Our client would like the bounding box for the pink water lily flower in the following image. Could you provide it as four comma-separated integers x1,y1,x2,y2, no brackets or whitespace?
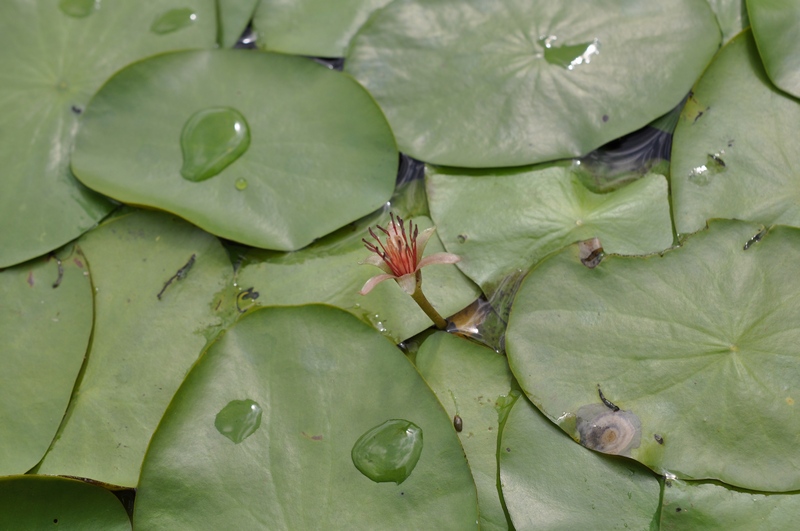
359,213,460,296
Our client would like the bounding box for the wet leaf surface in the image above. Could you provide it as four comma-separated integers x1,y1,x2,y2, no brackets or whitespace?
500,398,660,530
506,220,800,491
427,164,674,292
134,305,478,529
71,49,397,251
0,250,92,474
35,209,234,487
671,30,800,235
0,0,217,268
345,0,720,167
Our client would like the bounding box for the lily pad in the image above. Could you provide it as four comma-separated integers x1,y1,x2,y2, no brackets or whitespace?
415,331,516,530
0,250,92,475
500,398,660,529
253,0,392,57
661,479,800,529
345,0,720,167
71,49,398,251
235,211,481,343
35,209,234,487
671,30,800,236
0,0,217,268
134,305,479,529
506,220,800,491
708,0,750,43
0,475,130,530
426,164,674,292
748,0,800,97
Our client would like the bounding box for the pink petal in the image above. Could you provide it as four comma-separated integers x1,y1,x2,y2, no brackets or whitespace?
417,252,461,269
359,273,396,295
359,254,392,274
415,227,437,258
396,273,417,294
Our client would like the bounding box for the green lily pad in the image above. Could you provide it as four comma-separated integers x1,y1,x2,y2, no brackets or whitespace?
218,0,259,47
134,305,479,529
35,209,234,487
71,49,398,251
416,332,516,530
500,398,660,529
0,0,217,268
0,250,92,475
235,211,481,343
0,475,130,530
426,164,674,292
748,0,800,97
345,0,720,167
708,0,750,43
661,479,800,529
253,0,392,57
671,30,800,236
506,220,800,491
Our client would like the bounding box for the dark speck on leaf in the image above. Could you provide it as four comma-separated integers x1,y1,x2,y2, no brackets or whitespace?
71,105,82,114
602,114,609,122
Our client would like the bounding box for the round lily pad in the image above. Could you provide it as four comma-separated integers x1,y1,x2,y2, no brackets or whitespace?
134,305,478,529
345,0,720,167
748,0,800,97
36,208,234,487
671,30,800,236
500,398,660,529
71,49,398,251
0,250,92,475
0,0,217,268
426,164,674,292
506,220,800,491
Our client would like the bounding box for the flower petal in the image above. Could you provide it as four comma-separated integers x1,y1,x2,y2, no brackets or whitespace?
415,227,437,258
359,254,393,274
417,252,461,269
395,273,417,294
359,273,396,295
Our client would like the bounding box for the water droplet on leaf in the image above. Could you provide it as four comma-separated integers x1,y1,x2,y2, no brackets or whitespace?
151,8,197,35
180,107,250,182
351,419,423,484
235,178,248,191
214,399,262,443
59,0,97,18
540,35,600,70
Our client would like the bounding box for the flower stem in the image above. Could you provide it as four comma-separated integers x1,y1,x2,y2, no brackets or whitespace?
410,272,448,329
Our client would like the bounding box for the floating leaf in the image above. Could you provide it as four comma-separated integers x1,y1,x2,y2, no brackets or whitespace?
0,476,130,530
35,209,233,487
218,0,260,47
345,0,720,167
0,250,92,474
506,220,800,491
427,164,673,291
71,49,397,251
748,0,800,97
253,0,392,57
0,0,217,267
671,30,800,235
134,306,478,529
416,332,517,530
500,398,660,529
708,0,750,43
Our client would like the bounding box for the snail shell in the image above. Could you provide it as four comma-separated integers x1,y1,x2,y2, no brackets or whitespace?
578,237,604,269
576,403,641,456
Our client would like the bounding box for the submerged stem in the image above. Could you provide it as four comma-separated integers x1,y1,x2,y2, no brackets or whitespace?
409,271,448,329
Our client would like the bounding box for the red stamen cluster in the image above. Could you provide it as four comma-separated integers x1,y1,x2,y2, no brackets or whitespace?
362,213,420,277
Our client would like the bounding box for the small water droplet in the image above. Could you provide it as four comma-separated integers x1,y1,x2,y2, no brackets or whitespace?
151,8,197,35
235,178,248,191
539,35,600,70
180,107,250,182
59,0,97,18
456,234,468,244
688,152,726,186
351,419,423,484
214,399,262,444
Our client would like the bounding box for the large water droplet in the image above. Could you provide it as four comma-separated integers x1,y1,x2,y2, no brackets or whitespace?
214,399,262,444
540,35,600,70
351,419,423,484
59,0,97,18
688,152,726,186
151,8,197,35
180,107,250,182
